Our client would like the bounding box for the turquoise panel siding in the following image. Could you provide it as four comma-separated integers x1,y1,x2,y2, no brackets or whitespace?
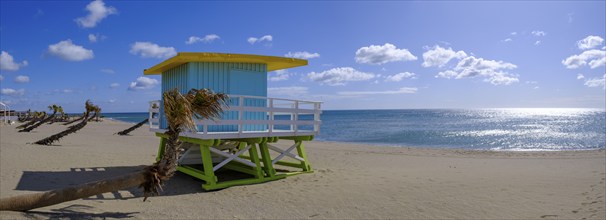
160,64,189,129
159,62,267,132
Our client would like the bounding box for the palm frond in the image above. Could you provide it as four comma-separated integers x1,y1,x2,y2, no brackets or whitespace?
163,89,196,131
186,88,228,121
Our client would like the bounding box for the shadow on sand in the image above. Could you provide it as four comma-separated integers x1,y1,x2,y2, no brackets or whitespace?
15,165,209,200
24,204,139,219
12,164,265,218
13,165,215,218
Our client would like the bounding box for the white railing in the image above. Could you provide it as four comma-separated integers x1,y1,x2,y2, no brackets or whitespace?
148,95,322,139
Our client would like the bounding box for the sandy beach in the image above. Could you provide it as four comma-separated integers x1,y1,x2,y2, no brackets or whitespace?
0,120,604,219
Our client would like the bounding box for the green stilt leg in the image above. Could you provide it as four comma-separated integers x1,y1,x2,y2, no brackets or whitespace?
238,142,246,151
248,142,264,178
154,133,312,190
200,143,217,189
258,141,276,177
295,140,312,171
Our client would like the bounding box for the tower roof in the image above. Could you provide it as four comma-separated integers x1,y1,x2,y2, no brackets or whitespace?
144,52,308,75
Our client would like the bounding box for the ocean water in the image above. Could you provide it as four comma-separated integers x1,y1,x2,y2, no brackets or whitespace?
102,112,150,124
103,108,606,151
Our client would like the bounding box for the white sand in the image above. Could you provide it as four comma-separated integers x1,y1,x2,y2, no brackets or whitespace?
1,120,604,219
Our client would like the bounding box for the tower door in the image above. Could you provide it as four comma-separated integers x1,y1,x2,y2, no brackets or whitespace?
226,69,267,131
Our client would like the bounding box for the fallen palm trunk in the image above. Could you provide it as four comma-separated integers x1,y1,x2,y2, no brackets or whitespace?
18,116,32,122
34,120,88,145
19,115,55,132
47,117,65,124
0,89,225,211
1,132,180,211
116,119,149,136
16,116,42,129
63,114,84,125
0,171,147,211
87,112,98,122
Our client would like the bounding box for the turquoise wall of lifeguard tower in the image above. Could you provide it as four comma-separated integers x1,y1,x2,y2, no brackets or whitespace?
159,62,267,132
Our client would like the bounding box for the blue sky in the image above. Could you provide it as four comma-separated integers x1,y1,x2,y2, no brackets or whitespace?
1,0,605,113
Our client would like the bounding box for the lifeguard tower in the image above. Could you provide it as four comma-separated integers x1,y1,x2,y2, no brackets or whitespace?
145,52,322,190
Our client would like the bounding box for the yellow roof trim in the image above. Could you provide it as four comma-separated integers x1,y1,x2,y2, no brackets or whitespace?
143,52,308,75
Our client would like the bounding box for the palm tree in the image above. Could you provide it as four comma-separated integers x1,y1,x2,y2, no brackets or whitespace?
34,101,94,145
116,119,149,136
95,106,102,121
18,109,32,122
63,112,86,125
46,106,63,124
87,105,101,122
1,89,227,211
49,106,66,124
19,105,60,132
16,111,44,129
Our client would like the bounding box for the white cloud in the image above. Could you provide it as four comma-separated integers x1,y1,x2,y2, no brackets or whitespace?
338,87,418,95
109,83,120,88
503,38,512,42
577,74,585,80
486,73,520,85
75,0,117,28
269,69,290,82
562,49,606,69
100,68,115,74
130,42,176,59
584,74,605,89
0,51,28,71
531,30,546,37
108,99,116,103
594,57,606,69
268,86,309,97
308,67,375,86
14,75,29,83
248,35,273,44
436,70,458,79
185,34,220,44
62,89,73,94
423,45,518,85
422,45,467,67
535,40,541,46
88,33,106,43
435,56,519,85
511,32,517,36
577,35,604,50
1,88,25,96
88,34,97,42
385,72,416,82
128,77,159,90
284,51,320,59
355,43,417,65
48,40,94,61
